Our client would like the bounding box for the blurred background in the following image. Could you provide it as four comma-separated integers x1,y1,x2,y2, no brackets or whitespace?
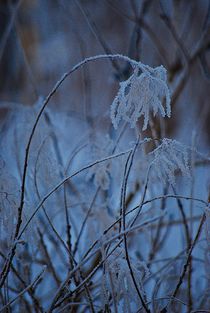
0,0,210,145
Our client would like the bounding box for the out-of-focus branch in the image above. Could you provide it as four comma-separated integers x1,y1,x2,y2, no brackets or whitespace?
104,0,170,68
0,0,22,63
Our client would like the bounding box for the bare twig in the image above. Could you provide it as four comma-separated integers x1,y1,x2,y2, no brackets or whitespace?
0,266,46,312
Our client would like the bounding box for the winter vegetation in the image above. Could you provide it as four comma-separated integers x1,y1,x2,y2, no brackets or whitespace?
0,1,210,312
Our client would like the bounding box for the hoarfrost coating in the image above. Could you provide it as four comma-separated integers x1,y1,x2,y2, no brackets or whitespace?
111,64,171,130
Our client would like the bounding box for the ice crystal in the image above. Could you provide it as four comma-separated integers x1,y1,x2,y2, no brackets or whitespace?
101,244,149,311
111,64,171,130
150,139,191,185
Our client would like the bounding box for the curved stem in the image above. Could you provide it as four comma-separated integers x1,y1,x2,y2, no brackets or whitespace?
0,52,141,288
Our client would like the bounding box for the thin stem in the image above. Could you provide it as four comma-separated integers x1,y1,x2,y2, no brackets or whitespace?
0,267,46,312
162,213,206,312
0,53,139,288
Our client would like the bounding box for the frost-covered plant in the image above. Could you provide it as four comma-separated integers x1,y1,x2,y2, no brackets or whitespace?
101,244,149,312
86,134,114,190
0,156,19,245
149,139,191,185
111,64,171,130
89,164,111,190
0,50,209,313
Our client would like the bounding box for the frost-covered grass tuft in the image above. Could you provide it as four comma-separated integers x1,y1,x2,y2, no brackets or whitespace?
150,139,191,185
111,64,171,130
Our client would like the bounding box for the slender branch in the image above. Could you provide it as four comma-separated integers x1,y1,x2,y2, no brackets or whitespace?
161,213,206,312
0,267,46,312
0,53,141,288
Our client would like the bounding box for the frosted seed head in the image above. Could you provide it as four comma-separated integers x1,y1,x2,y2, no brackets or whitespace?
150,139,191,186
111,62,171,130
